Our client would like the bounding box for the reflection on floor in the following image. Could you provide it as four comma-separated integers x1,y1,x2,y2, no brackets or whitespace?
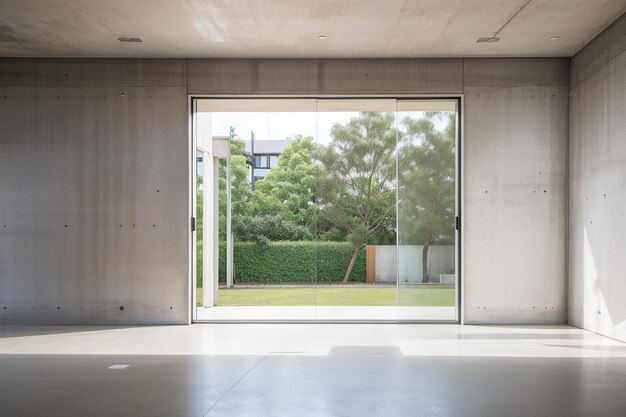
196,305,457,321
1,324,625,417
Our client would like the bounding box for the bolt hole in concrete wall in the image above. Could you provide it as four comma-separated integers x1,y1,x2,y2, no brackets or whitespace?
0,59,189,325
0,58,569,325
463,58,568,325
569,13,626,342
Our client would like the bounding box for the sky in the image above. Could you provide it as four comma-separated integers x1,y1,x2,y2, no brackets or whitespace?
211,110,453,145
212,111,357,145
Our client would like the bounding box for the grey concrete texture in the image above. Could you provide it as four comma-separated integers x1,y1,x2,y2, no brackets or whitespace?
569,13,626,342
1,323,624,416
1,351,626,416
0,0,625,58
0,61,190,324
0,57,570,325
571,12,626,88
463,58,570,87
187,58,464,94
0,59,187,87
463,59,569,324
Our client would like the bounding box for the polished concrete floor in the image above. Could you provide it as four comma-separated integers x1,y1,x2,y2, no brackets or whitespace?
1,324,625,416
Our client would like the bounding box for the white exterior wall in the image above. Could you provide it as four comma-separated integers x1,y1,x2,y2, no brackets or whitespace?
374,245,455,284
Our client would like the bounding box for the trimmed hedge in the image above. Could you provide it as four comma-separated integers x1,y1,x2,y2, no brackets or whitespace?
214,241,365,283
232,214,313,243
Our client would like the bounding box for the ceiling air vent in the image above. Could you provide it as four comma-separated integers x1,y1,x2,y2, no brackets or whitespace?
118,37,142,43
476,37,500,43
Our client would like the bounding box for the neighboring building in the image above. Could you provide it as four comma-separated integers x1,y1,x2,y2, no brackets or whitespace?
196,152,204,177
196,136,291,189
244,138,291,187
196,135,229,181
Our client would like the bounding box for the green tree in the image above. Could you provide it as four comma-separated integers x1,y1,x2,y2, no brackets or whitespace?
219,128,254,239
233,214,313,244
253,135,318,226
196,175,203,286
398,112,456,283
315,112,397,283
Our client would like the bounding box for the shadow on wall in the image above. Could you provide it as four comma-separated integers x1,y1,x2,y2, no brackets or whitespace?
582,225,626,335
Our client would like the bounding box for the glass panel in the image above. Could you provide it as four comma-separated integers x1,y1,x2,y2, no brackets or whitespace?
397,100,457,321
314,99,398,320
195,99,318,320
195,149,204,311
255,155,269,168
194,98,458,322
197,99,317,113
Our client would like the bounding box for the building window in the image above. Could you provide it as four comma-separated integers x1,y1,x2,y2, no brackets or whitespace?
254,154,279,168
255,155,269,168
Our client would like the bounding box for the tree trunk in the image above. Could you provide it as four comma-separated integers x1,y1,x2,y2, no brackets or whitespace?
343,243,362,283
422,242,430,283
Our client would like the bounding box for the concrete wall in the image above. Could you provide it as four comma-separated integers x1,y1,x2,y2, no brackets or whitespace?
463,59,569,324
187,59,463,94
569,14,626,342
0,59,190,324
0,57,569,324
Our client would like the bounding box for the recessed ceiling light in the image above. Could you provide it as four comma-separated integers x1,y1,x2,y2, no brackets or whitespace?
549,36,560,41
118,37,142,43
318,35,328,40
476,37,500,43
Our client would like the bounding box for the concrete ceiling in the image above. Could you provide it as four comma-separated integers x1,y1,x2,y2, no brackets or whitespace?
0,0,625,58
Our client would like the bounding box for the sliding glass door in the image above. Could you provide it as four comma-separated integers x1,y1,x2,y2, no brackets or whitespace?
397,100,458,321
192,97,459,322
314,100,398,320
194,99,318,320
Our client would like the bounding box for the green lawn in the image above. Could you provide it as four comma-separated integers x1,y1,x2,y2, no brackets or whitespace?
196,287,455,307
